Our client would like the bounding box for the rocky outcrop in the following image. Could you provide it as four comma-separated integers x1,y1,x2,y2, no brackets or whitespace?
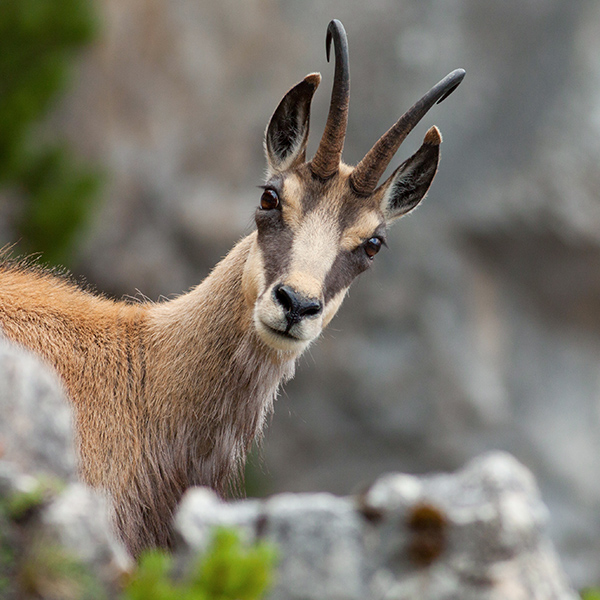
0,338,131,598
175,452,578,600
0,337,581,597
0,338,76,480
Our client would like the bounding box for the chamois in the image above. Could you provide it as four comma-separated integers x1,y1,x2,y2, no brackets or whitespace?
0,20,464,556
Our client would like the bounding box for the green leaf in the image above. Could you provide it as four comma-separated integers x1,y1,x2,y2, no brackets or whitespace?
122,527,277,600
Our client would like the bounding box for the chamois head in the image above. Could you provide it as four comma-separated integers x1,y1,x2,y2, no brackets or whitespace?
243,20,464,353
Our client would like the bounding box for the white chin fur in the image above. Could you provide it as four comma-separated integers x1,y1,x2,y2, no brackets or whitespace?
254,319,313,353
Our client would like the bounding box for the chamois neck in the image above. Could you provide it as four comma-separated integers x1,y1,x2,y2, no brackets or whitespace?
140,233,296,499
148,233,294,358
145,232,296,422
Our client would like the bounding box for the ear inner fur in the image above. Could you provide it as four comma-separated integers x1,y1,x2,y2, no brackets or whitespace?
265,73,321,174
380,126,441,220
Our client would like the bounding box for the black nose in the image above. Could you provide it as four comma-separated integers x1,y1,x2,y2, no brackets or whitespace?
273,284,323,326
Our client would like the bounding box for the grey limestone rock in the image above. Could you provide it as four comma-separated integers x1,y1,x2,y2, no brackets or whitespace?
176,489,367,600
0,337,77,481
0,338,131,592
42,483,133,578
360,452,578,600
175,452,577,600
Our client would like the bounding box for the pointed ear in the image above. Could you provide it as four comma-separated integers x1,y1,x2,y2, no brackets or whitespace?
265,73,321,175
379,126,442,222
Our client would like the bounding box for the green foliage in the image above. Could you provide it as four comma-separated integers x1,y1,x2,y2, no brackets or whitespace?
0,510,18,598
582,589,600,600
1,481,276,600
19,542,107,600
1,478,104,600
18,145,101,264
4,485,47,522
125,528,278,600
2,476,63,523
0,0,101,265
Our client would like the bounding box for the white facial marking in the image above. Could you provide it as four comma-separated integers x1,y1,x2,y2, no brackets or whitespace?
340,211,382,252
288,208,340,295
252,205,343,353
281,175,304,229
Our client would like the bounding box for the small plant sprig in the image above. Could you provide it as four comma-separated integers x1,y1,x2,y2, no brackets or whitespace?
124,527,277,600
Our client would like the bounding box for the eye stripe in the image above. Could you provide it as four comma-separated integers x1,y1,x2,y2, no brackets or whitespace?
255,211,294,288
323,249,368,303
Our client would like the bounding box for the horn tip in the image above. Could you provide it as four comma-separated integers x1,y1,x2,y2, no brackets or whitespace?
326,19,347,62
424,126,442,146
328,19,344,32
436,69,466,104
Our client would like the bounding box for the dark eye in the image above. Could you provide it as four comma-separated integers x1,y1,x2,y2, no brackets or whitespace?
364,237,382,259
260,189,280,210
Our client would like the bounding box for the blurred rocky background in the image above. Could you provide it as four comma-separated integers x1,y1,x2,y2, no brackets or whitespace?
2,0,600,590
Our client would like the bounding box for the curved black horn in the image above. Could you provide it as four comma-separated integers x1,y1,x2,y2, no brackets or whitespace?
310,19,350,180
350,68,465,196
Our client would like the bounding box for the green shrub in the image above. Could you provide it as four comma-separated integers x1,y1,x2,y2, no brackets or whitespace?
19,542,107,600
0,0,101,265
0,476,103,599
4,484,47,523
3,477,63,523
125,528,278,600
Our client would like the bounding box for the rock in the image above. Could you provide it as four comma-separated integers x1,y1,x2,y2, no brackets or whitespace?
175,452,577,600
42,483,133,577
0,337,77,481
176,487,261,552
0,460,131,598
0,338,131,595
176,490,367,600
259,493,366,600
361,452,578,600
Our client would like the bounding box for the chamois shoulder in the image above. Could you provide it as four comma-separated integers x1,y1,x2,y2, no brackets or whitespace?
0,256,147,321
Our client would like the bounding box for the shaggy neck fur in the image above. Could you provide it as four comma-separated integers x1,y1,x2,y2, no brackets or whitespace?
131,234,296,553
